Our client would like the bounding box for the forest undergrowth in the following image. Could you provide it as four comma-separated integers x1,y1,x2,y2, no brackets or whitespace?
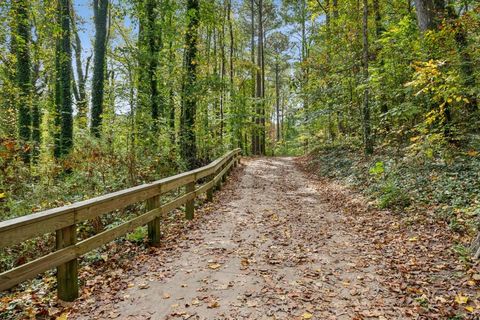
305,142,480,263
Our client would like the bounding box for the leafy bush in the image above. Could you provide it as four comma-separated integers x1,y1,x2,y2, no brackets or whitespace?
378,179,411,209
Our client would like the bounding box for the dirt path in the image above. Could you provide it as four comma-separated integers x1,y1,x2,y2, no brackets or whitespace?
74,157,410,319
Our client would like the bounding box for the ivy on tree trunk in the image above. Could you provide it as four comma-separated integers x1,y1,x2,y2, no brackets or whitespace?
53,0,73,159
90,0,108,137
13,0,32,164
180,0,199,169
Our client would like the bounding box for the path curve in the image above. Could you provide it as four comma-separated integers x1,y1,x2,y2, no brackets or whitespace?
74,158,408,319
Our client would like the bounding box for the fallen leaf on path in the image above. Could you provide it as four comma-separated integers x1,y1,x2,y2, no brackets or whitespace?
56,313,68,320
455,294,468,305
138,283,150,289
207,301,220,308
208,263,221,270
465,306,474,313
302,312,313,319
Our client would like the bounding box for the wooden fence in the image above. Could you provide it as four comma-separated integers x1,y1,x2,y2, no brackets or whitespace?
0,149,241,301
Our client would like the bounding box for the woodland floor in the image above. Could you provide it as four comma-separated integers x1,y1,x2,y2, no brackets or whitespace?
59,157,480,319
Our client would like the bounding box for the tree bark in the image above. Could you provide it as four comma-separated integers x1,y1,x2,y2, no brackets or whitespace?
250,0,257,155
70,4,90,130
180,0,200,169
12,0,32,163
220,2,226,144
145,0,162,132
255,0,265,155
275,60,280,142
54,0,73,159
90,0,108,137
413,0,445,32
362,0,373,155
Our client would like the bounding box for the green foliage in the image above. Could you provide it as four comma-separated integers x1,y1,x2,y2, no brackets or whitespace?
377,179,411,209
308,144,480,230
299,0,480,162
125,226,147,243
369,161,384,178
452,244,471,264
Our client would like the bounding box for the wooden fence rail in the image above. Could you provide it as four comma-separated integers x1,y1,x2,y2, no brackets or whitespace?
0,149,241,301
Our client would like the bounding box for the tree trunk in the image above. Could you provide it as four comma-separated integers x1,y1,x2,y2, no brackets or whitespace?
90,0,108,137
13,0,32,164
275,61,280,142
70,4,90,130
472,232,480,260
362,0,373,155
373,0,389,134
413,0,445,32
220,3,226,144
227,0,239,148
180,0,199,169
250,0,256,155
168,38,176,145
54,0,73,159
255,0,265,155
300,0,309,151
145,0,161,132
260,19,266,155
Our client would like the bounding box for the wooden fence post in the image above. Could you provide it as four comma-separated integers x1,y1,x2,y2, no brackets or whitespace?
222,164,227,182
185,180,195,220
207,174,214,202
56,225,78,301
216,165,223,191
147,195,161,245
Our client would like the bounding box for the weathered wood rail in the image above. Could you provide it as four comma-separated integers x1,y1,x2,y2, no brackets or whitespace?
0,149,241,301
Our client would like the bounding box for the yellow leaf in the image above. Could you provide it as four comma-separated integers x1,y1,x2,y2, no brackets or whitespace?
455,294,468,305
208,263,221,270
56,313,68,320
465,306,474,313
302,312,313,319
0,193,5,199
408,236,418,242
208,301,220,308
